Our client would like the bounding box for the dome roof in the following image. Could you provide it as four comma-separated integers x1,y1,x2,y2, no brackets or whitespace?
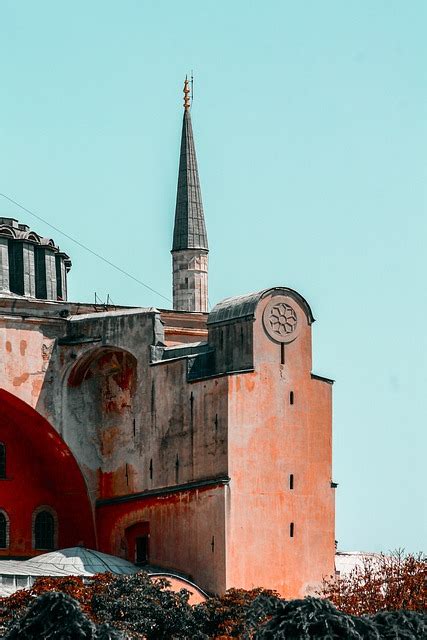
22,547,139,577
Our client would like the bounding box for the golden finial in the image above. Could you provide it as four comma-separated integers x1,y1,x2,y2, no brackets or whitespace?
183,76,191,111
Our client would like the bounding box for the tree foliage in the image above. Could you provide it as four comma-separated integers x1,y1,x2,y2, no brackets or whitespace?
320,550,427,616
193,587,279,638
90,572,205,640
4,592,124,640
0,557,426,639
245,595,426,639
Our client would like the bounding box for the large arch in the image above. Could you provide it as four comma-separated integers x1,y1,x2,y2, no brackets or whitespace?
65,346,138,500
0,389,96,557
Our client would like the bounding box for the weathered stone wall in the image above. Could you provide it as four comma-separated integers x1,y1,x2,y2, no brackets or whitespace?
96,483,227,593
0,286,335,597
208,318,254,374
172,249,208,312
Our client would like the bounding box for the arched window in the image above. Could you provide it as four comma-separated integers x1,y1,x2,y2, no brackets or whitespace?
0,443,5,478
34,510,55,550
0,511,9,549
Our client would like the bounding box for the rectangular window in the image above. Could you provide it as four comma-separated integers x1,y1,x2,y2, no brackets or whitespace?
290,391,294,405
289,474,294,490
135,536,149,564
35,247,47,299
55,255,63,299
290,522,294,537
8,242,24,295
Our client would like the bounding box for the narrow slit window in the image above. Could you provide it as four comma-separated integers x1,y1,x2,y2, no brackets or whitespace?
55,255,63,299
175,454,179,482
280,343,285,365
0,443,6,478
289,474,294,490
34,246,47,299
149,458,153,480
290,391,294,405
0,512,8,548
290,522,294,538
8,241,24,296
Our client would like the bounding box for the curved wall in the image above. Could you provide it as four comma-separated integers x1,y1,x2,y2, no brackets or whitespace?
0,390,95,557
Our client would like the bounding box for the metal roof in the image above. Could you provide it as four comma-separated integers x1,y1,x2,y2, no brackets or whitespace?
207,287,315,325
172,110,208,252
0,547,139,578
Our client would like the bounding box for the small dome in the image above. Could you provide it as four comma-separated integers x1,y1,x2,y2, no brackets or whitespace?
0,217,71,301
23,547,139,576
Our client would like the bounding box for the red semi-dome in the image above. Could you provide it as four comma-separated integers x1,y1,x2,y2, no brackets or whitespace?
0,389,95,557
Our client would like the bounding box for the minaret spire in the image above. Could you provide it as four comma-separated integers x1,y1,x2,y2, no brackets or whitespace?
171,78,209,312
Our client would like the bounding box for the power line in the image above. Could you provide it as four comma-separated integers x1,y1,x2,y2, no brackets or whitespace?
0,192,172,304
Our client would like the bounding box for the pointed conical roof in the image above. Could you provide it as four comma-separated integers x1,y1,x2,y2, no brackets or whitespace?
172,89,208,252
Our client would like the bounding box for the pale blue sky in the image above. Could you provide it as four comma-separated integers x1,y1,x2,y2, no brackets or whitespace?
1,1,426,553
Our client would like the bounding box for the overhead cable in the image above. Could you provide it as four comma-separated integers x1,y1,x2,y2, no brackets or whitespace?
0,192,172,304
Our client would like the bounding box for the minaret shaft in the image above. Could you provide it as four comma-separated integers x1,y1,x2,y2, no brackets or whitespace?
171,79,208,313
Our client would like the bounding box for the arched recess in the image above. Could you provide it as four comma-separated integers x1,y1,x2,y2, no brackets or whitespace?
0,389,96,557
68,346,137,399
65,346,138,500
0,226,16,238
27,232,41,244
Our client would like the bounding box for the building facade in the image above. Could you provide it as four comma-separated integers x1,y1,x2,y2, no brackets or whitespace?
0,81,335,597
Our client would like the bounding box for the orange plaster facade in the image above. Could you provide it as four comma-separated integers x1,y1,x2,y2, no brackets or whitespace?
1,286,335,596
0,87,335,596
225,295,334,597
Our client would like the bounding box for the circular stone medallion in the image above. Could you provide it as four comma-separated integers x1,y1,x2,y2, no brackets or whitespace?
263,299,300,343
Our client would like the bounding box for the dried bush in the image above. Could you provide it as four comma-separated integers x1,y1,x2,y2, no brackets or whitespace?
320,550,427,616
1,566,426,639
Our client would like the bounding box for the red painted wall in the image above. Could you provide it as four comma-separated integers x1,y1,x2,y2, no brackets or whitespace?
0,389,96,557
96,483,227,593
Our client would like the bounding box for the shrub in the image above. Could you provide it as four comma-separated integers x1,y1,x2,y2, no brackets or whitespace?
91,572,205,639
194,587,280,638
370,609,426,639
320,550,427,616
4,592,97,640
247,596,380,639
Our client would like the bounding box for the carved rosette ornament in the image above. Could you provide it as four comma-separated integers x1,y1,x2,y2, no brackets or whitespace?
263,299,300,343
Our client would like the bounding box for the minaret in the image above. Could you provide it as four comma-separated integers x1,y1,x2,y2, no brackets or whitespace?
171,78,208,312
